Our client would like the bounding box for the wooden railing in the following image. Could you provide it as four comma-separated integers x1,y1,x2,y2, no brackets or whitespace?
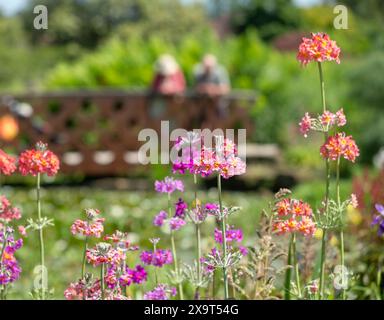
0,90,256,176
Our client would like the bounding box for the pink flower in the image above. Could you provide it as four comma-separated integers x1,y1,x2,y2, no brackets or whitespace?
0,195,21,222
140,249,173,267
297,32,341,66
350,194,358,208
335,108,347,126
18,226,27,237
18,141,60,176
299,112,312,137
154,177,184,194
321,110,336,127
86,243,124,267
144,284,177,300
320,132,360,162
71,209,104,238
214,226,243,244
153,211,167,227
169,217,186,231
0,149,16,175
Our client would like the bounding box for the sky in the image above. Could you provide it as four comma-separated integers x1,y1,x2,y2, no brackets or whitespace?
0,0,27,15
0,0,323,16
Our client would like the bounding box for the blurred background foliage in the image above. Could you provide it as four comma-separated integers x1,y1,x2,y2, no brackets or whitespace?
1,0,383,167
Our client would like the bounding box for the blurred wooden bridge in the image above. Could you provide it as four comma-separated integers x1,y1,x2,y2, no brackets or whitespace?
0,90,269,176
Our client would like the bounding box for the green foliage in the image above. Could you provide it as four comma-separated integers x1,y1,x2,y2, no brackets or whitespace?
20,0,208,48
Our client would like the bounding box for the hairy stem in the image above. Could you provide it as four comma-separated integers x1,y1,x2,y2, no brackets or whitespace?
292,233,302,298
217,174,229,299
37,173,46,300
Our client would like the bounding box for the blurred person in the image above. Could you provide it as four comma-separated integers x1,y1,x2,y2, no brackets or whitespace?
193,54,230,96
151,54,186,95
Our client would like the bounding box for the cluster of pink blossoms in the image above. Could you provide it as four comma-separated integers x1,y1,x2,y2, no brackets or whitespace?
273,198,316,236
140,249,173,267
64,278,129,300
144,284,177,300
172,134,246,179
299,108,347,137
0,149,17,175
297,32,341,66
105,264,147,289
320,132,360,163
214,226,243,244
0,195,21,222
71,209,104,238
154,177,184,194
86,243,125,267
18,142,60,177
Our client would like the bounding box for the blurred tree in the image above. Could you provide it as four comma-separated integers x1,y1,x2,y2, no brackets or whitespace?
229,0,301,41
20,0,208,48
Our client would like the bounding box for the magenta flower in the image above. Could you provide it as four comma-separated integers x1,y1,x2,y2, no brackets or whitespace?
154,177,184,194
153,211,167,227
169,217,186,231
144,284,177,300
140,249,173,267
214,226,243,244
174,198,187,218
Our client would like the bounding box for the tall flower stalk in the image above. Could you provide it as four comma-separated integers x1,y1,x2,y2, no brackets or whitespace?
336,157,346,300
318,61,330,300
298,33,359,300
217,174,229,299
36,173,46,299
291,233,301,298
19,142,60,299
167,192,184,300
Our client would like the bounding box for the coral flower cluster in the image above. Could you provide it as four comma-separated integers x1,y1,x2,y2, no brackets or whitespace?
297,32,341,66
320,132,360,162
273,198,316,236
86,243,124,267
0,150,17,175
71,209,104,238
18,142,60,177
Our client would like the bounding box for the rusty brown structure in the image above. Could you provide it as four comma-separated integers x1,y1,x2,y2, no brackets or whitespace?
0,90,256,176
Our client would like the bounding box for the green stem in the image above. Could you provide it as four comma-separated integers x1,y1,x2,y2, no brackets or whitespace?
319,229,327,299
336,157,346,300
168,193,183,300
81,237,88,279
284,235,293,300
153,243,158,285
217,174,228,299
317,62,330,300
193,174,202,299
292,233,302,298
36,173,46,300
101,263,105,300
